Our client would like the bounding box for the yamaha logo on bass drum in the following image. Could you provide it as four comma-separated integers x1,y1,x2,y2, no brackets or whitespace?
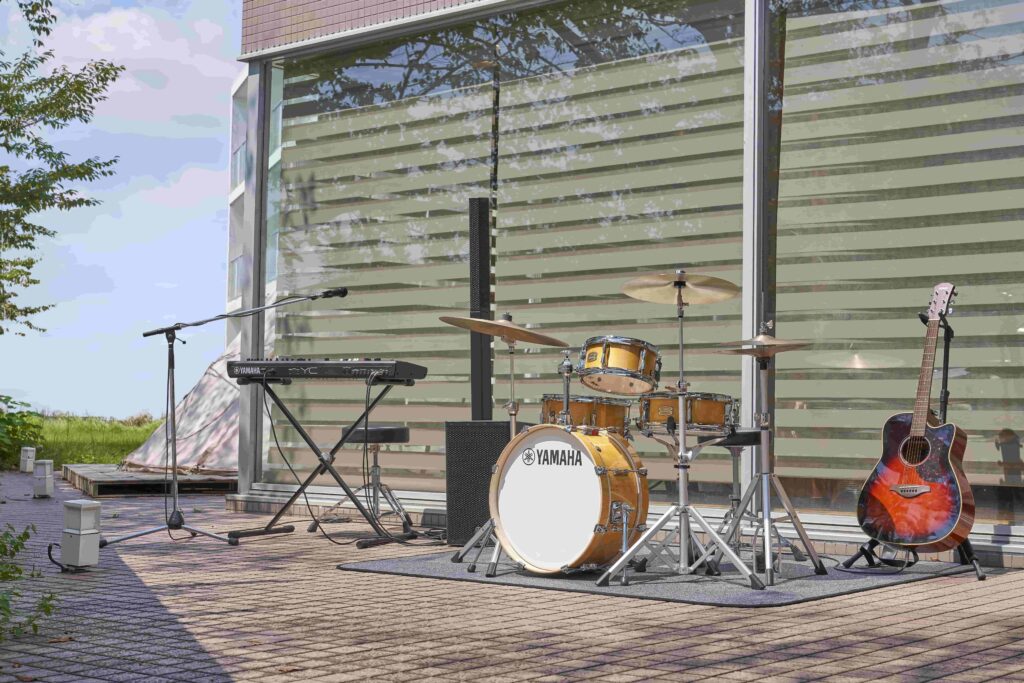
521,447,583,467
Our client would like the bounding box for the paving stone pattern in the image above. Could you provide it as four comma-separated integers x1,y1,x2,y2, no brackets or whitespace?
1,471,1024,682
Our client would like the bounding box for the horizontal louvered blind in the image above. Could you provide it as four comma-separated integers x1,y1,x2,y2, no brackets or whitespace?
259,66,490,490
494,32,746,497
775,0,1024,520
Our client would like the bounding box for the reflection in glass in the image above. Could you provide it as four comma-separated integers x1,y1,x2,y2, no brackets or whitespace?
492,0,745,504
775,0,1024,524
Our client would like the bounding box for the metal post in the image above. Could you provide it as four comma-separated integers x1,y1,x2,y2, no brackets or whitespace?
742,0,776,509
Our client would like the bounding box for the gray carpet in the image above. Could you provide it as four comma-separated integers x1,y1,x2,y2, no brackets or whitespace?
336,549,989,607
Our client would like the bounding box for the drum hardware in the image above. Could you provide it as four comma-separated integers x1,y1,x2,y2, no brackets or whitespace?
558,350,573,426
710,331,828,585
611,502,634,585
599,269,763,589
439,313,569,440
452,519,521,577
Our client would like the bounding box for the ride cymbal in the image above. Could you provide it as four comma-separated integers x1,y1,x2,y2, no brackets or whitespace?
621,271,740,305
439,314,569,347
715,334,810,358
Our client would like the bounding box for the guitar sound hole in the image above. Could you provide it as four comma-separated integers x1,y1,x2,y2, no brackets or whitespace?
900,436,931,466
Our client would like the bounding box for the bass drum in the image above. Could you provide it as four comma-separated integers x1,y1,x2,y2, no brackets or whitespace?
489,424,649,574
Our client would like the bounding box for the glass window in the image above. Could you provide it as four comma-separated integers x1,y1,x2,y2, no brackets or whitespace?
228,255,246,301
258,26,492,489
257,0,746,497
492,0,745,504
775,0,1024,525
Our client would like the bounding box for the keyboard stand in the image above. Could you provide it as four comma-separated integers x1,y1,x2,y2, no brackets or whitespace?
229,376,415,542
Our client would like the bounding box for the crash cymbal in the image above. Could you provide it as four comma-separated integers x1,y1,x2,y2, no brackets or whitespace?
621,271,740,305
715,334,810,358
439,314,569,347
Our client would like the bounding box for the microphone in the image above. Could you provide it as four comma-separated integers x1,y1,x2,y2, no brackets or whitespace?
319,287,348,299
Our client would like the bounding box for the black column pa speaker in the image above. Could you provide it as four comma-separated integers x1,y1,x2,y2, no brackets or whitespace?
445,420,509,545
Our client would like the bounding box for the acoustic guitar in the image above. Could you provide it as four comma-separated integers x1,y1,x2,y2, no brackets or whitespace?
856,282,974,552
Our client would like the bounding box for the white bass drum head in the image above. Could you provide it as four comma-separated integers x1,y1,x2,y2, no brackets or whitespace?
492,427,600,573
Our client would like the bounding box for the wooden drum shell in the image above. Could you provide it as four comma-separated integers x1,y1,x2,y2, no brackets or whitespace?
539,394,632,433
577,336,661,395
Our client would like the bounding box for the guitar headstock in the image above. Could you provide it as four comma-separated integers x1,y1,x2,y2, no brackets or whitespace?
925,282,956,320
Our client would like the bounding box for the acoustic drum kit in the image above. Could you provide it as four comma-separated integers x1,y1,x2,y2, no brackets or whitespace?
443,268,826,589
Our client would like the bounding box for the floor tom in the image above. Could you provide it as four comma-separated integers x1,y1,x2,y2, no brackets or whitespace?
638,391,737,436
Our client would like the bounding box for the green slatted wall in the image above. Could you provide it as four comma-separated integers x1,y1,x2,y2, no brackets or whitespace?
774,0,1024,521
259,73,491,491
493,40,746,499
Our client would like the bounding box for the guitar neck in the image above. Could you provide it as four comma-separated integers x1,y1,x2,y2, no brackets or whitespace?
911,319,941,436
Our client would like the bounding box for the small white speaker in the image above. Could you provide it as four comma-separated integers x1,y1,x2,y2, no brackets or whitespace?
60,530,100,568
20,446,36,473
33,459,53,498
64,500,101,533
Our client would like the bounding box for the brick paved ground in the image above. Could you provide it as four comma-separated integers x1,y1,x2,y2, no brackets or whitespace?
1,470,1024,683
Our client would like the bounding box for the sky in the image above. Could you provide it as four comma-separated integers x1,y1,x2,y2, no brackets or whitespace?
0,0,243,419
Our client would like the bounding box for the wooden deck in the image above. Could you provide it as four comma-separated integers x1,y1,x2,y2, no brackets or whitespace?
62,463,237,497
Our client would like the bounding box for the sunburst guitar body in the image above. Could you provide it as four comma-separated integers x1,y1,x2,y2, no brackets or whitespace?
856,283,975,553
857,413,974,552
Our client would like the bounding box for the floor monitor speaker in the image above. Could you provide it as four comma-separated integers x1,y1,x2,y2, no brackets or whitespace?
445,421,509,546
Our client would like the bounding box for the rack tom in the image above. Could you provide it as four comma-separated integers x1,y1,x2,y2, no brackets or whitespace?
577,336,661,395
638,391,737,436
540,394,633,433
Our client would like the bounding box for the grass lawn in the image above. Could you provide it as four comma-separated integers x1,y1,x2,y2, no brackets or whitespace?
36,414,162,469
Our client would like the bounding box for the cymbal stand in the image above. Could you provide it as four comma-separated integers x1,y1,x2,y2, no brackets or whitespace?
502,333,519,440
558,350,573,426
598,271,764,589
711,355,827,585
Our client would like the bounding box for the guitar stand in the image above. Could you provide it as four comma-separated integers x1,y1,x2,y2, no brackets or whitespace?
842,539,919,569
229,376,414,544
842,311,985,580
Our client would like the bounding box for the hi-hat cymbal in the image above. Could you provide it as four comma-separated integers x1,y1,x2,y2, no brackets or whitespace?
439,315,569,347
621,271,740,305
715,334,810,358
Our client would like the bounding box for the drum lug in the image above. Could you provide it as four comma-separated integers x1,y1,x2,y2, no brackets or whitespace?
491,464,497,474
594,466,607,476
594,524,608,534
636,524,648,532
638,468,648,476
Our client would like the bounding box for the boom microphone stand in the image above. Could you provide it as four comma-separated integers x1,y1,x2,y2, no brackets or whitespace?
100,287,349,549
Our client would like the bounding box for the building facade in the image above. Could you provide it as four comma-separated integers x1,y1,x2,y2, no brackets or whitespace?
228,0,1024,559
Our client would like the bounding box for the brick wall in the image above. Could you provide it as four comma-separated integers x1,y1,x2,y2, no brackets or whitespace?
242,0,483,56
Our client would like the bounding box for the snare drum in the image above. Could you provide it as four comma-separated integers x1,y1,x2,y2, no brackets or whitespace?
638,391,737,436
539,394,633,433
490,424,649,574
577,335,661,395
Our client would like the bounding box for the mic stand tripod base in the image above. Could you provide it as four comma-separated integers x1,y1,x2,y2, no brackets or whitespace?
100,510,237,547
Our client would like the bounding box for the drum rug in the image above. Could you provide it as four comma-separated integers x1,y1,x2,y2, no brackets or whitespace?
336,550,994,607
